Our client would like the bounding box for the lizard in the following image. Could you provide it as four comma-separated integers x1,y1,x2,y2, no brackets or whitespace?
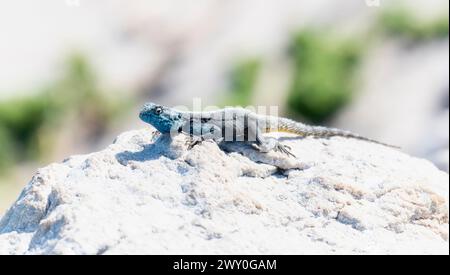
139,102,397,157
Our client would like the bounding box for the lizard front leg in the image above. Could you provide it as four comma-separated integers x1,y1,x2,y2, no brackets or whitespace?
185,122,222,150
185,138,202,150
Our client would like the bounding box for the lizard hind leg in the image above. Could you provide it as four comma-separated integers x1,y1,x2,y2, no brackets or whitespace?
254,137,296,158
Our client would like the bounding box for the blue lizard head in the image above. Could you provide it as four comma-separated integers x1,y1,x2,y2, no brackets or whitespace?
139,102,182,134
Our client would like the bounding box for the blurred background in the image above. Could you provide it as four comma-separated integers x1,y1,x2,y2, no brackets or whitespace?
0,0,448,213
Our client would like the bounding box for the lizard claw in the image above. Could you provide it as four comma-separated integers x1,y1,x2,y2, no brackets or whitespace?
151,131,162,142
186,138,203,150
276,144,296,158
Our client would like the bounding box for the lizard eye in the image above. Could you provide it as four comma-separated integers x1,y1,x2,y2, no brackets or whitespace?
154,107,163,115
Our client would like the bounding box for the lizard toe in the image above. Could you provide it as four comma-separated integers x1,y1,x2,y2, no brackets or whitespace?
187,139,203,150
277,144,296,158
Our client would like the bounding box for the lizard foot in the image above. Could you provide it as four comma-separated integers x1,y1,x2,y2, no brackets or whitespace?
255,138,296,158
150,131,162,142
274,143,296,158
186,138,203,150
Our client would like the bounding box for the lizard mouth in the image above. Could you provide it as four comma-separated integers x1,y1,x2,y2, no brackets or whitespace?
139,110,151,122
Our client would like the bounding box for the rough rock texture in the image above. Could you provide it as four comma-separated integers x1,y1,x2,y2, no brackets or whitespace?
0,129,448,254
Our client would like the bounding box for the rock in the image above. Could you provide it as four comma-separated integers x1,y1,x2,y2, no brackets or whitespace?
0,128,448,254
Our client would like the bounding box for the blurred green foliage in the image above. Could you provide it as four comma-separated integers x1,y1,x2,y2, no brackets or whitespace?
0,126,14,170
287,31,363,124
0,95,53,164
222,59,261,107
0,54,125,173
286,8,448,124
378,8,449,42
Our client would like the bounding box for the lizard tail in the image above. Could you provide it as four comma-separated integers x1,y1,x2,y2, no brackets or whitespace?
270,117,400,149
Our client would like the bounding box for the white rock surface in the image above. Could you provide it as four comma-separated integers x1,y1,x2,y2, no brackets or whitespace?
0,128,448,254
